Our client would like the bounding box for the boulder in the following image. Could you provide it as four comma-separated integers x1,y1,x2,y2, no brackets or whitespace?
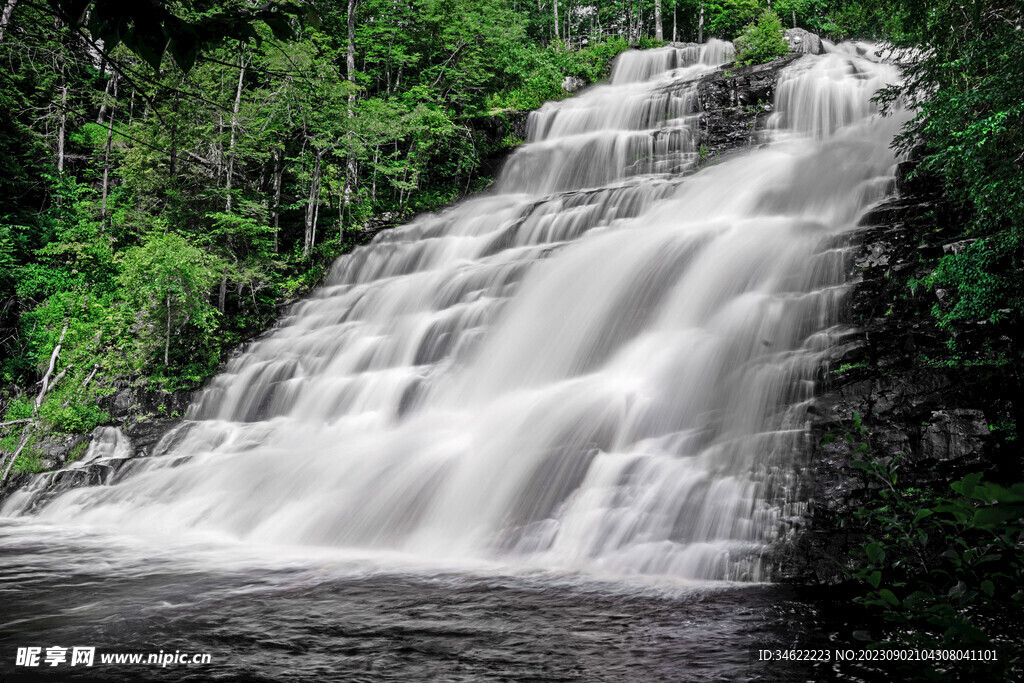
784,28,824,55
918,409,990,464
561,76,585,94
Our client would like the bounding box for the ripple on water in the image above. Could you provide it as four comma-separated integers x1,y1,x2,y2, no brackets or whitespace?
0,522,823,682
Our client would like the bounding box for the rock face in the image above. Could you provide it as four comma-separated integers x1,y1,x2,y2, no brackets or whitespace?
0,385,190,506
0,426,143,514
695,54,799,157
773,159,1019,585
784,28,824,55
100,385,191,422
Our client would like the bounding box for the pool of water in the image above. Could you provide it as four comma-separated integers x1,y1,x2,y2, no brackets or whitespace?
0,520,831,682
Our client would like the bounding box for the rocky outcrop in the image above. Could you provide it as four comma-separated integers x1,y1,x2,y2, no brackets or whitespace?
0,383,190,505
466,109,530,181
774,160,1019,584
99,384,192,423
695,54,800,158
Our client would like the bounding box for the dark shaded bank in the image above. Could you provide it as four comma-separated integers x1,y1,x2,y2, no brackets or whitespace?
777,158,1020,585
767,157,1023,680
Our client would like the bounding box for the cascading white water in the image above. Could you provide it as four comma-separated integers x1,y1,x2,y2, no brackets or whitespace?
2,44,905,582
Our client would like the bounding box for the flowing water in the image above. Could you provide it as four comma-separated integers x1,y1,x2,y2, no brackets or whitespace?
1,42,904,681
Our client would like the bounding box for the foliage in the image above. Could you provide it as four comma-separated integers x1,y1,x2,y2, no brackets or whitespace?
117,231,224,377
878,1,1024,337
774,0,893,39
46,0,310,71
705,0,762,39
925,235,1023,332
734,10,788,66
486,38,630,111
849,454,1024,677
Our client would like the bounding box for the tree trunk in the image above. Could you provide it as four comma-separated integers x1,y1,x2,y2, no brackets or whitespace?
698,0,704,43
165,293,171,366
673,3,677,42
371,145,379,203
216,111,225,186
0,322,66,485
225,53,246,213
101,74,119,221
311,182,321,250
553,0,559,43
0,0,17,43
56,82,68,174
343,0,357,238
96,69,115,124
272,147,283,253
654,0,662,41
169,86,179,176
303,150,322,258
218,277,227,314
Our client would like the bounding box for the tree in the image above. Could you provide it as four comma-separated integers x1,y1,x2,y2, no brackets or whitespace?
117,231,223,372
734,9,788,64
705,0,761,38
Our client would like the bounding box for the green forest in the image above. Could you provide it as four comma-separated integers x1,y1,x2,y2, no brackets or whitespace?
0,0,1022,675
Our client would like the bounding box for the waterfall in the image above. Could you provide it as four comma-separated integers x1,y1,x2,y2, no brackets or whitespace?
2,45,905,582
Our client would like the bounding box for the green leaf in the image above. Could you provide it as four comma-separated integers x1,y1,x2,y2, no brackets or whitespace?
864,542,886,564
912,508,934,524
877,589,899,606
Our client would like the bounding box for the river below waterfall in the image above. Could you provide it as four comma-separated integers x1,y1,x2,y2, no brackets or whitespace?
0,520,840,682
3,40,905,682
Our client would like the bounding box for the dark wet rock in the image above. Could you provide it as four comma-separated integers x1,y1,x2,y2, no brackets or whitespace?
33,432,89,470
698,55,798,110
124,417,183,459
695,55,800,158
457,109,531,186
97,384,192,424
112,388,134,417
468,110,529,148
918,409,989,465
1,384,192,506
943,239,975,255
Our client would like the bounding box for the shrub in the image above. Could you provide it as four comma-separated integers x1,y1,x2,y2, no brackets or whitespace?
849,456,1024,678
734,10,789,66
